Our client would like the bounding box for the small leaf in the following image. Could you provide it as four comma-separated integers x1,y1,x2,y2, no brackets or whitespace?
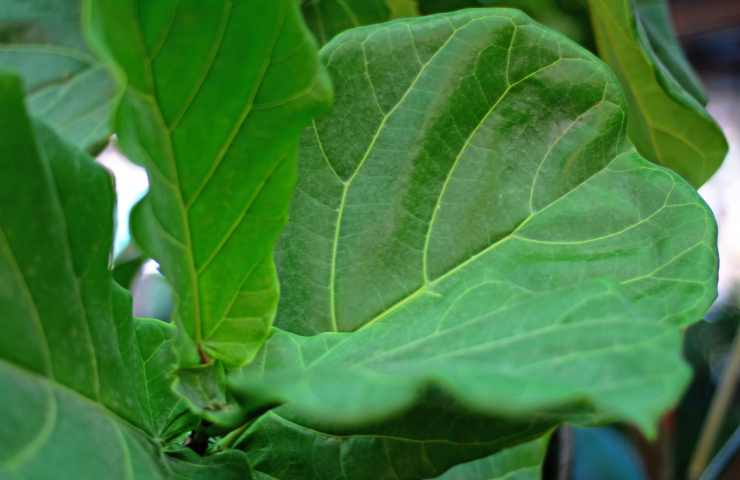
85,0,332,368
135,318,197,442
229,9,717,478
0,0,115,150
587,0,727,186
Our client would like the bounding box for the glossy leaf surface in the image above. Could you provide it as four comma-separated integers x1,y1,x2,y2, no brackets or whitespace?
588,0,727,186
0,73,249,479
230,9,717,478
86,0,332,367
0,0,115,150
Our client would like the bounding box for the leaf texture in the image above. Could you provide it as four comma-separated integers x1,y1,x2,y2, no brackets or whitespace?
0,73,249,479
0,0,115,151
85,0,332,367
229,9,717,479
587,0,727,186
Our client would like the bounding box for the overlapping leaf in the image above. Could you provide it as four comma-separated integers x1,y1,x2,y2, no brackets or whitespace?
228,9,717,479
587,0,727,186
85,0,332,368
0,73,249,479
0,0,115,151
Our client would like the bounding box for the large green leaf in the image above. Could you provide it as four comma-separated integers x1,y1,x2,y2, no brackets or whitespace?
85,0,332,368
229,9,717,479
0,73,250,479
587,0,727,187
0,0,115,151
301,0,418,45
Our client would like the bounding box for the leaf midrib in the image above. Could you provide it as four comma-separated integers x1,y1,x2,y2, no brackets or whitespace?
128,1,290,354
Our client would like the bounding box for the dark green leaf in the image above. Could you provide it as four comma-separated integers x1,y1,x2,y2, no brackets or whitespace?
587,0,727,186
0,0,115,150
85,0,332,368
481,1,593,47
113,244,145,289
301,0,418,45
135,318,197,442
229,9,716,478
434,435,548,479
632,0,706,104
0,73,249,479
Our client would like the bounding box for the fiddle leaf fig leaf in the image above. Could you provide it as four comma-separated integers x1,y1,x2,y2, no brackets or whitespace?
587,0,727,186
85,0,332,368
228,9,717,478
0,0,116,151
0,73,249,479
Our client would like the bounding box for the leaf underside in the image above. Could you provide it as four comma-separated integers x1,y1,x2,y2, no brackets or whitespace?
228,9,717,479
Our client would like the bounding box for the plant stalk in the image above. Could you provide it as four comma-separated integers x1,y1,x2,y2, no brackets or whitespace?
689,326,740,480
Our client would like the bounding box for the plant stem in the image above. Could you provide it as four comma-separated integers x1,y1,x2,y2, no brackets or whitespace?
689,326,740,480
215,422,251,451
558,425,572,480
701,425,740,480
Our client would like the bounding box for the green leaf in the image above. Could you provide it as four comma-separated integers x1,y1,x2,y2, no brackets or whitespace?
632,0,706,104
135,318,197,442
238,410,549,480
420,0,481,14
0,0,116,151
480,1,593,47
434,435,548,479
85,0,332,368
229,9,717,478
587,0,727,187
0,73,249,479
301,0,418,45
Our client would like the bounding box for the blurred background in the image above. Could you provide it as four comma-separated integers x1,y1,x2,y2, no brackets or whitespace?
98,0,740,478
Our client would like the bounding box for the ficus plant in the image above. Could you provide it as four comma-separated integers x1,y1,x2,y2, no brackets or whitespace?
0,0,727,479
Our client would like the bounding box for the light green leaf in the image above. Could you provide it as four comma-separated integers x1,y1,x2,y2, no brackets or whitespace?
587,0,727,186
0,0,116,151
85,0,332,368
434,435,548,479
0,73,249,479
301,0,418,45
230,9,716,478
